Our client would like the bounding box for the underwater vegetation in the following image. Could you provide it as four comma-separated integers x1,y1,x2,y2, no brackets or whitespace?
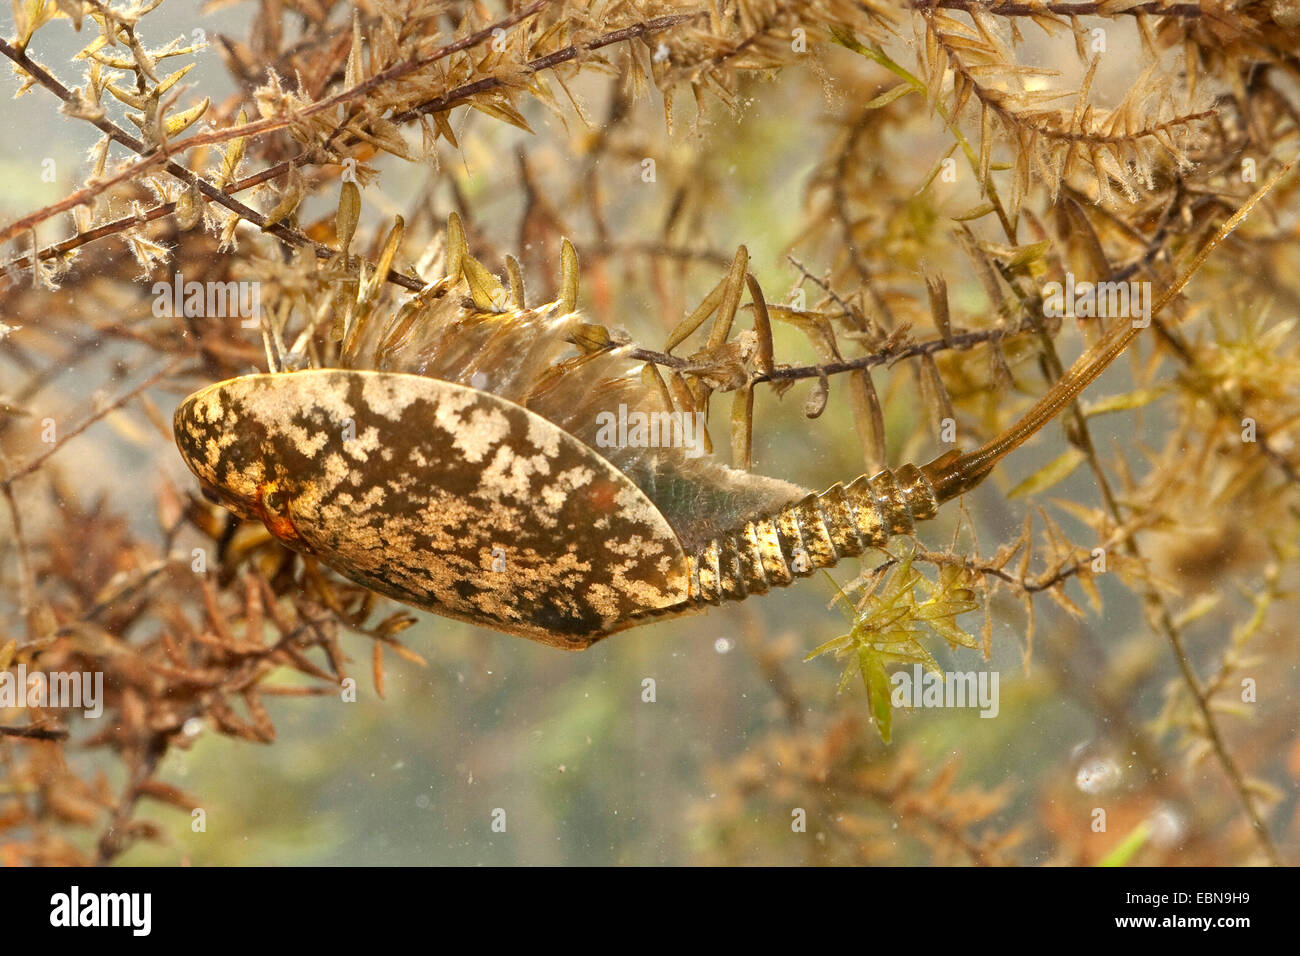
0,0,1299,865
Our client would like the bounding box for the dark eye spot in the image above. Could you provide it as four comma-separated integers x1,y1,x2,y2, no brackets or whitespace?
262,489,285,514
200,484,222,505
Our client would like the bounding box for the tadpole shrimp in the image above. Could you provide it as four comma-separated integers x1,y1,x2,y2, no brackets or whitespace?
173,159,1294,648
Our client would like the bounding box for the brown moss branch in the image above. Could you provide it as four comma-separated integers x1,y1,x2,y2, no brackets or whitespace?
0,11,702,288
1012,234,1286,867
0,724,69,741
922,13,1215,149
626,312,1033,383
845,780,1000,866
820,756,1011,865
0,446,37,639
0,149,168,247
0,35,425,288
912,541,1089,595
2,0,515,248
792,111,1291,861
1040,316,1284,864
1062,178,1300,489
389,12,704,124
916,0,1204,18
94,743,162,865
826,114,899,325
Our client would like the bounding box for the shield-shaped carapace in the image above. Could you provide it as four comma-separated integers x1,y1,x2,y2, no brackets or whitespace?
174,169,1288,648
175,362,946,649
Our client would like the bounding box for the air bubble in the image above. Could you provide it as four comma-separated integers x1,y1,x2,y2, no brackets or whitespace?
1074,756,1120,794
1148,805,1187,848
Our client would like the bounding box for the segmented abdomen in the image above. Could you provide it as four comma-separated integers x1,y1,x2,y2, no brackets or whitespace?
685,464,940,605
